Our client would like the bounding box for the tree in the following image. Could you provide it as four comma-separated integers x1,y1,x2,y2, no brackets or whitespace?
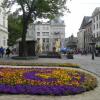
8,14,22,46
2,0,68,57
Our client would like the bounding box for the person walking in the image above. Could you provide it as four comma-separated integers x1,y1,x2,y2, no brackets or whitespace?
6,47,11,57
0,47,5,58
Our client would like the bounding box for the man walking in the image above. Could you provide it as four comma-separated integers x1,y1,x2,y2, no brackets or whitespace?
6,47,11,57
0,47,4,58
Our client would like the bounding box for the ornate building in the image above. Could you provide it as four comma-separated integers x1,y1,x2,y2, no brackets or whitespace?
27,17,65,52
0,1,8,48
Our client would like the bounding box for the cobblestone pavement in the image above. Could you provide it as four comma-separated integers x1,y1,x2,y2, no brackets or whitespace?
0,54,100,100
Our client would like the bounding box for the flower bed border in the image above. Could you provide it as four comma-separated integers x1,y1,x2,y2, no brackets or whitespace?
0,62,79,68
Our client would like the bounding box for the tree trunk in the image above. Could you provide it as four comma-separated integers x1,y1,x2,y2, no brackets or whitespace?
19,16,28,57
19,8,32,57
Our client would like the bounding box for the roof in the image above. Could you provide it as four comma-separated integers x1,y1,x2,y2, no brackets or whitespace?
79,16,91,30
50,17,65,25
92,7,100,17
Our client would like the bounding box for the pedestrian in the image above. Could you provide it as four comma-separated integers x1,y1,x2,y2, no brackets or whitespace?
0,47,1,58
6,47,11,57
0,47,5,58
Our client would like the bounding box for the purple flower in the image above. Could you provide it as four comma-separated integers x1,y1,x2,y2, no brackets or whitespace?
23,70,57,82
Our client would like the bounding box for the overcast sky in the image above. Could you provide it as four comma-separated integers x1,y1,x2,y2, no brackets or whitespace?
64,0,100,38
11,0,100,38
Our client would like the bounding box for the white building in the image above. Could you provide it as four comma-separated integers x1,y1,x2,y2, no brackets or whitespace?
27,17,65,52
77,7,100,53
77,16,92,53
77,29,85,51
92,7,100,46
0,1,8,48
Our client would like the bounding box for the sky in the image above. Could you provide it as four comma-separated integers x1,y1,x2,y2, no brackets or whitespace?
10,0,100,38
64,0,100,38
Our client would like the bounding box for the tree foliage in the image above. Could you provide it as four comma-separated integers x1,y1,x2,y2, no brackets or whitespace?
3,0,68,18
8,14,22,46
2,0,68,56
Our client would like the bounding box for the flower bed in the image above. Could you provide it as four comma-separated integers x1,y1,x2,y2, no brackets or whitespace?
0,68,97,95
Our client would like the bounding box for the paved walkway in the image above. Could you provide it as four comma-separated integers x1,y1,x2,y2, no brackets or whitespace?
0,54,100,100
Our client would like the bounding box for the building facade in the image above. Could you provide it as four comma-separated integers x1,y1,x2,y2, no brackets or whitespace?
92,7,100,47
84,18,92,52
27,17,65,52
77,29,85,51
77,16,92,53
0,1,8,48
65,35,78,50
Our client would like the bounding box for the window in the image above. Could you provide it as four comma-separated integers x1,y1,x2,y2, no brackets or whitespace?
46,38,49,42
3,37,6,46
37,32,40,36
46,44,49,51
96,16,98,21
97,32,98,37
46,32,49,36
42,38,49,43
42,44,45,50
42,32,45,36
94,24,95,30
42,32,49,36
97,23,98,29
93,18,95,23
94,34,95,38
43,38,45,42
42,26,49,30
90,27,92,32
